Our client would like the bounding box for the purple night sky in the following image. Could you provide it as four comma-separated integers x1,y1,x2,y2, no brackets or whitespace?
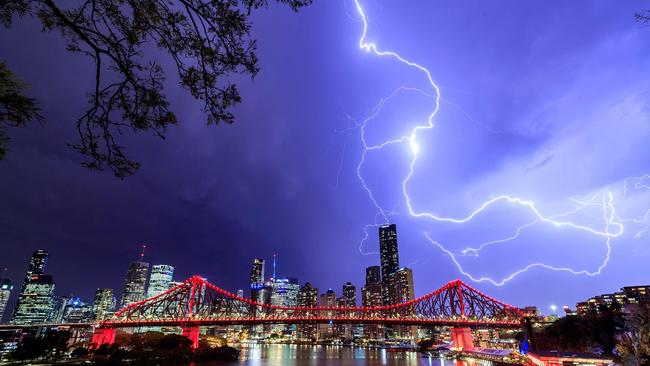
1,1,649,314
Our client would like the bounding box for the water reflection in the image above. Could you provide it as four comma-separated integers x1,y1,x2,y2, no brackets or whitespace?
195,344,492,366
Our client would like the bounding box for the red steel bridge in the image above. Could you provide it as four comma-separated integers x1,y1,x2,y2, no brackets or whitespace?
92,276,524,350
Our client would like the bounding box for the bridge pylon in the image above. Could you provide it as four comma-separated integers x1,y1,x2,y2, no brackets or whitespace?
181,326,200,349
90,327,116,349
451,327,475,351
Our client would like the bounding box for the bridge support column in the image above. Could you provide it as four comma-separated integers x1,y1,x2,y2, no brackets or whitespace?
451,327,475,351
181,326,200,349
90,328,116,348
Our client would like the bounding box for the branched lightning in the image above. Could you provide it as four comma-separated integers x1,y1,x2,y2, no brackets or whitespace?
350,0,645,286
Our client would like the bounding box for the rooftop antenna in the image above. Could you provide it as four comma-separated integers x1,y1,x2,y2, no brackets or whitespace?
1,267,7,280
139,244,147,261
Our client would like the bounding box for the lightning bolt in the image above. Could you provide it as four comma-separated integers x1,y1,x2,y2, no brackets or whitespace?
349,0,642,286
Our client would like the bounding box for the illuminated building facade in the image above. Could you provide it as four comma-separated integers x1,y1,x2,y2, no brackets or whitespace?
0,279,13,323
297,282,319,341
388,267,415,339
119,260,149,309
379,224,399,305
93,288,116,321
388,268,414,304
11,274,55,325
576,285,650,316
365,266,381,287
61,298,93,323
342,282,357,307
11,250,48,322
249,258,265,302
147,264,174,298
318,289,336,340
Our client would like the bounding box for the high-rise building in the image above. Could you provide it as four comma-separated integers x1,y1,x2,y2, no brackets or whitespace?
362,272,384,340
147,264,174,298
379,224,399,304
270,278,300,307
388,267,415,340
250,258,265,302
297,283,319,341
51,296,71,323
11,250,49,322
93,288,116,321
388,268,414,304
236,289,244,298
365,266,381,286
342,282,357,307
269,277,299,336
21,250,48,288
119,260,149,309
0,279,13,323
318,289,337,340
11,274,55,325
61,298,93,323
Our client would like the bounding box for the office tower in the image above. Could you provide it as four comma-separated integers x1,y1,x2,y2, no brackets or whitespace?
379,224,399,304
21,250,48,288
388,268,414,304
11,274,55,324
318,289,337,340
362,269,384,341
342,282,357,307
147,264,174,298
93,288,116,321
270,277,300,336
11,250,48,321
51,296,71,323
297,283,319,341
0,279,13,323
61,298,93,323
270,278,300,307
119,260,149,308
249,258,265,302
366,266,381,286
388,267,415,340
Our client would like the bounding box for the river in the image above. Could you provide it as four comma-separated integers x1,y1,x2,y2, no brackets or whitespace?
199,344,496,366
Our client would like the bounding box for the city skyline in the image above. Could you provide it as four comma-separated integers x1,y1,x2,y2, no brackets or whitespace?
2,0,650,319
1,223,647,325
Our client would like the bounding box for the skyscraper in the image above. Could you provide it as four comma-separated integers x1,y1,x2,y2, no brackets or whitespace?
297,282,319,341
270,277,299,307
249,258,265,302
120,260,149,308
147,264,174,298
362,267,384,340
11,274,55,325
379,224,399,304
12,250,48,321
365,266,381,286
0,279,13,323
388,267,416,339
319,289,337,340
388,268,415,304
60,297,93,323
342,282,357,307
92,288,116,321
21,250,48,288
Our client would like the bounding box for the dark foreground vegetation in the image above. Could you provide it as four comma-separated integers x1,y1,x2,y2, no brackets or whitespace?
7,331,239,364
530,303,650,365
